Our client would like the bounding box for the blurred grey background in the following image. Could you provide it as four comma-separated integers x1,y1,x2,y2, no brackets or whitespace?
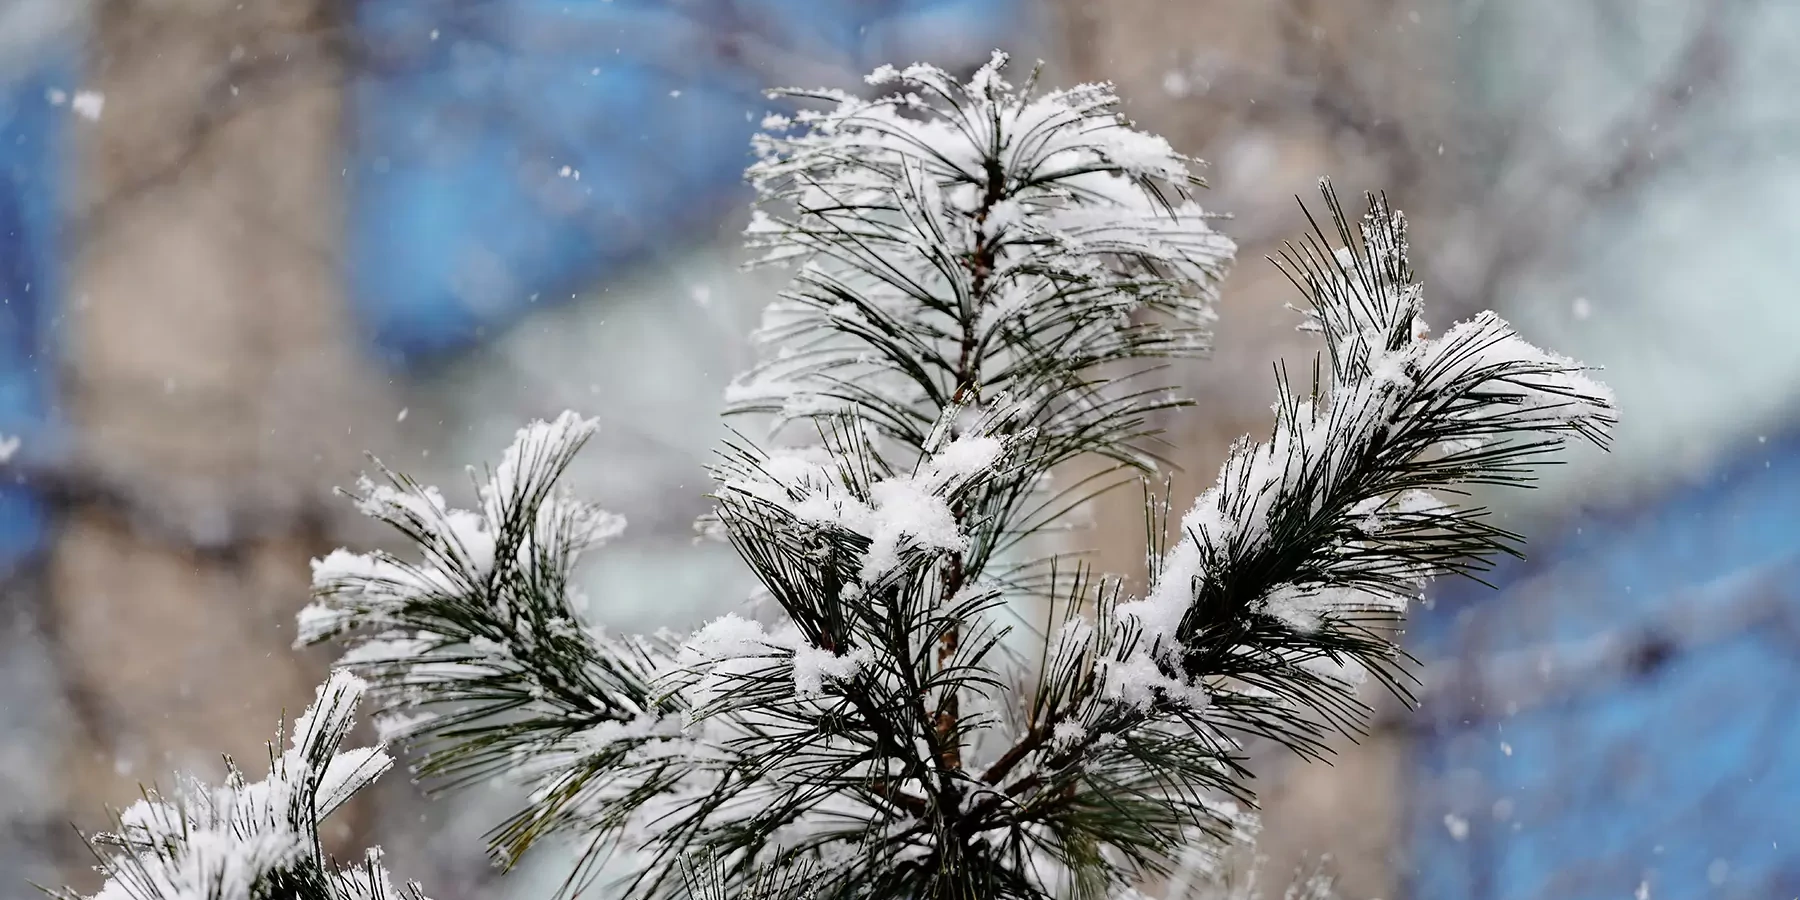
1,1,1796,898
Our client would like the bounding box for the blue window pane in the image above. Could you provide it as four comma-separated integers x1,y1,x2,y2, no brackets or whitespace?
345,0,1026,367
1409,433,1800,898
0,60,70,570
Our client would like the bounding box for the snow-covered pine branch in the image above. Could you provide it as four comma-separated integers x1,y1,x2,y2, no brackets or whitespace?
965,187,1616,875
55,672,427,900
736,52,1233,466
297,412,704,881
282,53,1613,900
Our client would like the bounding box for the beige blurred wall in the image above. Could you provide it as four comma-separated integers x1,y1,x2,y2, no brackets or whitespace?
45,0,392,886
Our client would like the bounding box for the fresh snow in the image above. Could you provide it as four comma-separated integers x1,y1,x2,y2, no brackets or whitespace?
77,672,412,900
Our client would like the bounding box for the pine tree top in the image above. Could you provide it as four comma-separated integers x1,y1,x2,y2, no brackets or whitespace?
62,53,1614,900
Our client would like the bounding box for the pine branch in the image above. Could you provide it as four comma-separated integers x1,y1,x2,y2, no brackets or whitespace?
293,414,744,890
51,672,428,900
972,183,1615,877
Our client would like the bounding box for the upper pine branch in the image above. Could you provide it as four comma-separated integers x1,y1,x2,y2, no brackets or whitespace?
734,52,1234,466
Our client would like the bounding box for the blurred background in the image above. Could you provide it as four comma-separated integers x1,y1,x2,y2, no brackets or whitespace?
2,0,1797,897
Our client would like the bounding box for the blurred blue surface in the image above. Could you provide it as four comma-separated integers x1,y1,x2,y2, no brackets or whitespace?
0,61,69,571
346,0,1023,367
1409,431,1800,899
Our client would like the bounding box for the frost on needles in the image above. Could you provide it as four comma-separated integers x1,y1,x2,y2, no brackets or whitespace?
54,672,427,900
60,52,1614,900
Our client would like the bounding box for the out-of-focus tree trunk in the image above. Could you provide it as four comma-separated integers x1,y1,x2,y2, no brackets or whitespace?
45,0,384,883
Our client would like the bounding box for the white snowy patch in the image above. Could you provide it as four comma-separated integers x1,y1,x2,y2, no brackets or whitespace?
71,89,103,121
721,428,1010,581
790,643,870,697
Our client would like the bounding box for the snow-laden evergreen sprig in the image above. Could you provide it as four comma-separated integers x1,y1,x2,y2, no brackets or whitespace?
737,50,1234,471
1119,183,1613,724
966,186,1616,874
292,55,1613,900
54,672,427,900
297,413,706,881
